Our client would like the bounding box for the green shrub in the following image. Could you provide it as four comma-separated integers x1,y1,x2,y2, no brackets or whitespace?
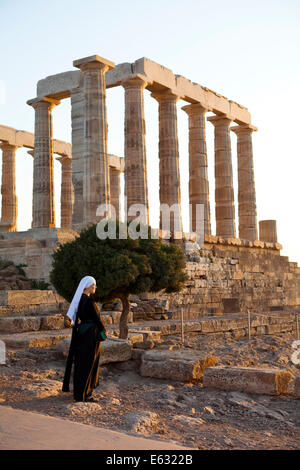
50,222,187,338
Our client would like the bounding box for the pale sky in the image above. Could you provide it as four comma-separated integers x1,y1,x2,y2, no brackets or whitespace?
0,0,299,264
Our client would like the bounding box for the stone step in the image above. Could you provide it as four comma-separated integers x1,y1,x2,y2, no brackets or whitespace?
0,310,132,333
126,312,295,338
0,303,68,317
0,314,67,333
0,328,72,349
0,289,65,307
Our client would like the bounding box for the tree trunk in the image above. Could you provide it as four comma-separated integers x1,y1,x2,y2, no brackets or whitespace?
119,294,130,339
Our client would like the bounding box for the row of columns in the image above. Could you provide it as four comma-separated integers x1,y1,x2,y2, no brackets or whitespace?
25,55,258,241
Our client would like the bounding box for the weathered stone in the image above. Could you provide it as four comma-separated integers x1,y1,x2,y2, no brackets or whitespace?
123,411,159,434
40,314,65,330
140,349,215,382
293,376,300,398
0,290,65,306
203,366,293,396
54,336,132,365
0,316,41,333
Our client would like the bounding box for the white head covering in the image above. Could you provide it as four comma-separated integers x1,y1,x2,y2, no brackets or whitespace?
66,276,96,324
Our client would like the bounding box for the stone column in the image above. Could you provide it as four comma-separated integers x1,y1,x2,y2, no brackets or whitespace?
231,124,258,241
0,143,18,231
109,167,121,220
57,155,74,229
27,97,60,228
70,87,85,229
122,74,149,225
182,103,211,235
259,220,277,243
151,89,182,234
73,55,115,226
207,115,236,238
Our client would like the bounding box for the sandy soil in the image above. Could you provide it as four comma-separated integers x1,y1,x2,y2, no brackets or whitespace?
0,331,299,450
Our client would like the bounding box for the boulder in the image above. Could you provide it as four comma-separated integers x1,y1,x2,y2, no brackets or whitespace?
140,349,215,382
203,366,293,396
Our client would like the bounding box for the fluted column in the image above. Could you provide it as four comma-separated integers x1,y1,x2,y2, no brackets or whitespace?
27,97,60,228
0,143,18,231
182,103,211,235
207,115,236,238
151,89,182,234
73,55,115,226
122,74,149,224
231,124,258,241
109,167,121,220
57,155,74,229
70,88,85,229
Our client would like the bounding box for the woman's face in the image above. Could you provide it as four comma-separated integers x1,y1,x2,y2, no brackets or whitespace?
86,283,97,295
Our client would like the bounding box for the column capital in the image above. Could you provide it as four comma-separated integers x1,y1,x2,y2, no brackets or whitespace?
182,103,210,115
121,74,152,89
56,154,71,165
73,54,115,73
27,96,60,109
27,150,35,158
231,123,258,135
207,114,234,126
151,88,181,103
0,142,19,151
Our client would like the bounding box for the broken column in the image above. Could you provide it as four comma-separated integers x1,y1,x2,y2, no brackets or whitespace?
231,124,258,241
73,55,115,226
182,103,211,235
259,220,278,243
27,97,60,228
122,74,150,225
207,115,236,238
151,89,183,234
0,143,18,231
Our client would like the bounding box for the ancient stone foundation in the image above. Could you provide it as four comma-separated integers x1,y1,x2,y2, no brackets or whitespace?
140,236,300,315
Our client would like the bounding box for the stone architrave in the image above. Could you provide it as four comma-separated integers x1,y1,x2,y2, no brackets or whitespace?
207,115,236,238
182,103,211,236
151,89,183,234
0,143,18,231
57,155,74,229
27,97,60,228
231,124,258,241
109,167,121,220
73,55,115,227
122,74,150,225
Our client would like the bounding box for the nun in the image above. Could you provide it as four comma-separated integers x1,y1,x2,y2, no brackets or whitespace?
62,276,107,402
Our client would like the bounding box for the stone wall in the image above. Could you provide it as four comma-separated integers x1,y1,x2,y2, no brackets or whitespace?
140,236,300,317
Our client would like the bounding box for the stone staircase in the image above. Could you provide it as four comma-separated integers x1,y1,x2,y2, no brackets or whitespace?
0,289,297,355
0,290,134,351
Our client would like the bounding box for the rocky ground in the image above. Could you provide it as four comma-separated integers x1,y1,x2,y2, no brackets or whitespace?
0,331,299,450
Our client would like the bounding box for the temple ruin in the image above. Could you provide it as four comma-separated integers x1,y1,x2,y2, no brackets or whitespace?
0,54,299,314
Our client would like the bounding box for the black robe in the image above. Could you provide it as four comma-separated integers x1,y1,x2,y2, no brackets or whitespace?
62,294,106,401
